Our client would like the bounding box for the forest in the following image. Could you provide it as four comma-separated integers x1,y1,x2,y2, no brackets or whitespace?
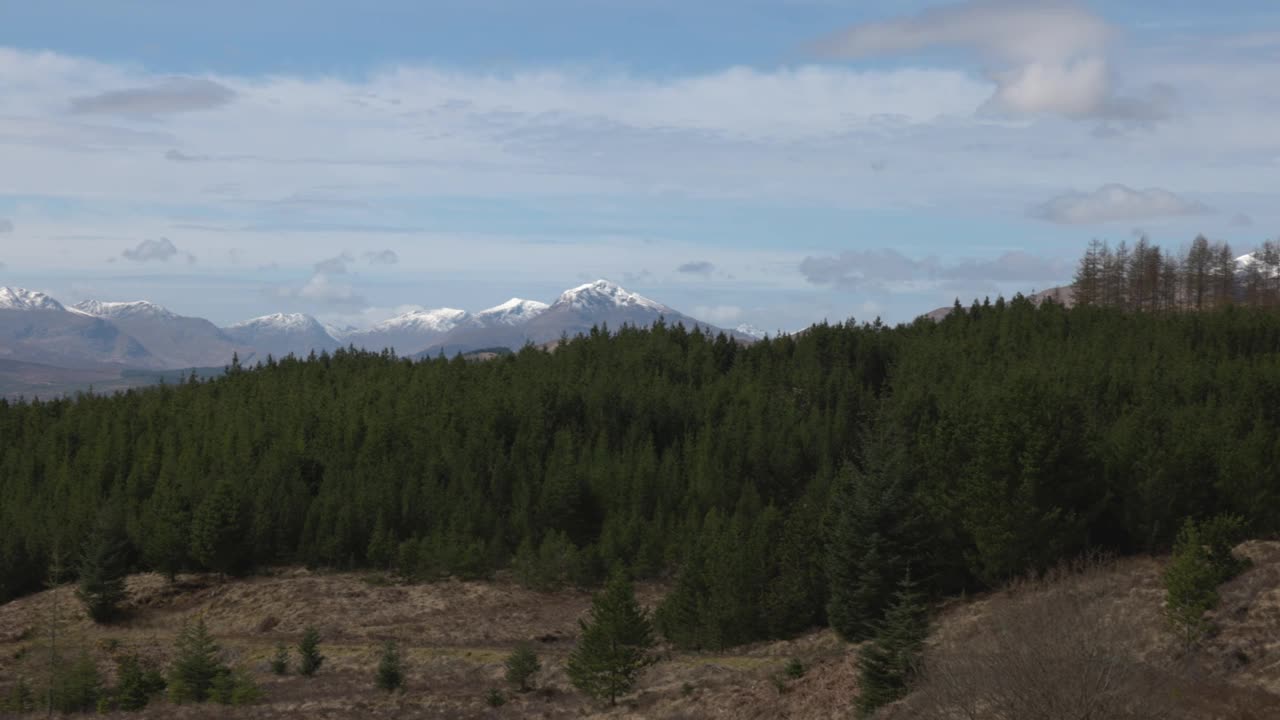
1,236,1278,653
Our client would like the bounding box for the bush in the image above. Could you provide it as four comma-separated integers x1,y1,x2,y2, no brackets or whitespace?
2,677,34,713
270,642,290,675
298,626,325,677
1164,515,1249,650
376,641,404,692
50,651,102,713
111,653,167,711
209,667,261,706
504,643,541,692
485,688,506,707
784,658,806,679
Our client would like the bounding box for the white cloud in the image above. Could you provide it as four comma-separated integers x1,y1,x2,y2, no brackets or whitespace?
1032,184,1210,224
276,272,365,309
364,249,399,265
815,0,1167,123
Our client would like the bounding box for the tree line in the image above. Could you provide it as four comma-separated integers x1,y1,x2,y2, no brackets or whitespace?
1073,234,1280,310
1,293,1278,653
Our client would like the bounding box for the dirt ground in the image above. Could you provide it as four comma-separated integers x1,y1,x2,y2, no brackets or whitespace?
1,544,1278,718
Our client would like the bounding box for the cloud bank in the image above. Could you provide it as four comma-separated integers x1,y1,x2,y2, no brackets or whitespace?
70,77,236,115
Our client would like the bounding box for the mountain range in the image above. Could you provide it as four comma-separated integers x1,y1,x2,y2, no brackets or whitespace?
0,281,759,395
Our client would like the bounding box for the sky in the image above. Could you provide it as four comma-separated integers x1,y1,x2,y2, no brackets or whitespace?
0,0,1277,330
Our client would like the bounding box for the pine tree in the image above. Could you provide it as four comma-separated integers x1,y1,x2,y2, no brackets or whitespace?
504,642,541,692
298,626,325,677
566,571,657,706
76,510,130,623
376,641,404,692
855,574,929,718
169,616,224,703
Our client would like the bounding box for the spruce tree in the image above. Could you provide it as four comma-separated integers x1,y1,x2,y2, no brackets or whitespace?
855,574,929,718
169,616,224,703
504,642,541,692
76,510,130,623
298,626,325,677
566,571,657,706
376,641,404,692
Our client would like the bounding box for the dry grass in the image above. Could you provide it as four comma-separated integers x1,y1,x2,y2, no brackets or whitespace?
1,544,1278,718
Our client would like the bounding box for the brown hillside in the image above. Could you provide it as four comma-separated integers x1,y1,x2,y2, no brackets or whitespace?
1,544,1277,718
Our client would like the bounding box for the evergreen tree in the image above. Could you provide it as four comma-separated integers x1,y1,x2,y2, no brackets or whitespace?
298,626,325,677
825,431,923,642
49,651,101,713
76,510,130,623
111,653,167,711
566,571,657,706
189,482,247,578
504,642,541,692
169,616,224,703
269,642,289,675
376,641,404,692
855,574,929,718
1163,515,1248,650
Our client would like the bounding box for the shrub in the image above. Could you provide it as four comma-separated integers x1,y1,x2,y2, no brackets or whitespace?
209,667,261,706
485,688,506,707
269,642,289,675
50,651,102,713
504,643,541,692
1164,515,1249,650
784,658,806,679
111,653,167,711
298,626,325,677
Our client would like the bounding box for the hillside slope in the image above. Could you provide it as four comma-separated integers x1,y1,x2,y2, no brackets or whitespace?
1,544,1276,718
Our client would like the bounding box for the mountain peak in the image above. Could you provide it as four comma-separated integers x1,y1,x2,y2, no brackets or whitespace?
229,313,322,332
476,298,550,325
555,280,666,312
73,299,178,320
373,308,468,333
0,287,66,312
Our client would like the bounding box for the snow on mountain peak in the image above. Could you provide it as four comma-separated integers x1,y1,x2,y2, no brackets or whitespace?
0,287,66,312
229,313,321,333
374,307,468,333
476,298,550,325
555,280,666,312
735,323,769,340
73,299,178,320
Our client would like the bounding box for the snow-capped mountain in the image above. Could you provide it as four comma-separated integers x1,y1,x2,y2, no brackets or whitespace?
0,281,760,376
0,288,156,368
73,299,178,321
0,287,66,312
1237,252,1280,278
74,299,246,369
222,313,340,360
415,279,753,358
734,324,769,340
344,308,468,356
554,280,668,313
475,298,549,326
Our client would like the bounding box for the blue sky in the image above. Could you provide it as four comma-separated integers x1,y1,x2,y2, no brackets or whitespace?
1,1,1277,329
